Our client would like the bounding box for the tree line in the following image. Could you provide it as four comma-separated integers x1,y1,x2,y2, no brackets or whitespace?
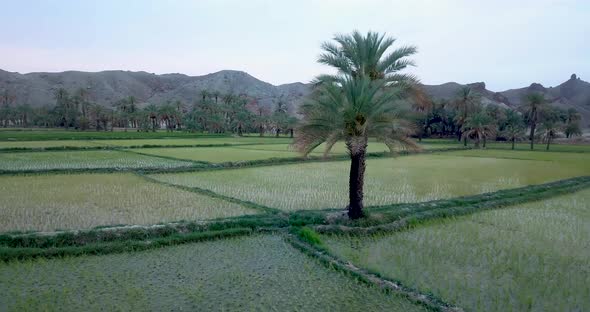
0,84,584,147
0,88,298,137
411,87,583,150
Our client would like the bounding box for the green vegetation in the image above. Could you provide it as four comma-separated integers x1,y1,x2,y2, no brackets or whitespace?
150,154,589,211
295,227,323,246
0,173,256,232
0,150,195,172
0,235,425,311
321,189,590,311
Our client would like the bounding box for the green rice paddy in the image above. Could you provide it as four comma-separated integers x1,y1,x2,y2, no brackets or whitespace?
0,150,195,172
1,132,588,311
0,235,425,311
150,154,590,211
95,137,293,147
445,149,590,170
321,189,590,311
0,173,256,232
130,146,301,163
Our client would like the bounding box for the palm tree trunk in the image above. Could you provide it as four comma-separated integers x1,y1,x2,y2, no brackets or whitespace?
347,137,367,219
546,134,551,151
530,125,536,150
530,118,536,150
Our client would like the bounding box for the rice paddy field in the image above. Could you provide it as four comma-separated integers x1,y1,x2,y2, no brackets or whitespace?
0,150,195,172
150,153,590,211
128,141,457,164
131,146,302,163
94,136,294,147
0,235,424,311
0,173,256,232
321,189,590,312
0,131,588,311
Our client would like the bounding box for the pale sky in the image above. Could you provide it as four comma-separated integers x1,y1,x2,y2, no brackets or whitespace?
1,0,588,91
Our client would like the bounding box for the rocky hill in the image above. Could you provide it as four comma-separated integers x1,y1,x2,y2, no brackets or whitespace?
0,69,310,114
1,69,589,125
422,74,590,126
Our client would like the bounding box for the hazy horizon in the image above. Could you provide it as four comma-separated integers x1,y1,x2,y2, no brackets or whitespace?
1,0,588,92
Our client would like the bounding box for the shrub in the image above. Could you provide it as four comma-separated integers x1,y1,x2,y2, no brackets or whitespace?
297,227,322,246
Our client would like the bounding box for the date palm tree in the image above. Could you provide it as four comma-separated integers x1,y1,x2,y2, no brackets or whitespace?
54,88,72,129
564,108,582,138
294,31,419,219
453,87,480,146
522,93,545,150
144,104,159,132
461,111,496,149
503,109,525,150
541,118,561,151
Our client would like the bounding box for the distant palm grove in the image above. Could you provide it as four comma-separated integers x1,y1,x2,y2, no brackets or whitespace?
0,87,582,148
0,88,298,137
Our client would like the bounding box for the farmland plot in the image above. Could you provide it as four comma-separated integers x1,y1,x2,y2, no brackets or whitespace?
150,154,590,211
0,173,256,232
0,150,195,172
95,137,293,147
130,146,302,163
321,189,590,312
0,235,425,311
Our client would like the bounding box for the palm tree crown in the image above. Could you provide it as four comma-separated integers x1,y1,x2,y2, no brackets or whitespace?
296,76,418,156
318,30,417,82
461,111,496,148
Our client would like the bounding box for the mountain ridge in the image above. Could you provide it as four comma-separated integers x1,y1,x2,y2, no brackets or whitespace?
1,69,589,125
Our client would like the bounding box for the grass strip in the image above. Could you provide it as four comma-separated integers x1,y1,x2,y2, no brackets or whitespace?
0,227,253,261
284,232,463,312
0,214,285,249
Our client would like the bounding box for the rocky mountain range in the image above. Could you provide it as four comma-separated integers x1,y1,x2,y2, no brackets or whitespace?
1,69,589,125
422,74,590,126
